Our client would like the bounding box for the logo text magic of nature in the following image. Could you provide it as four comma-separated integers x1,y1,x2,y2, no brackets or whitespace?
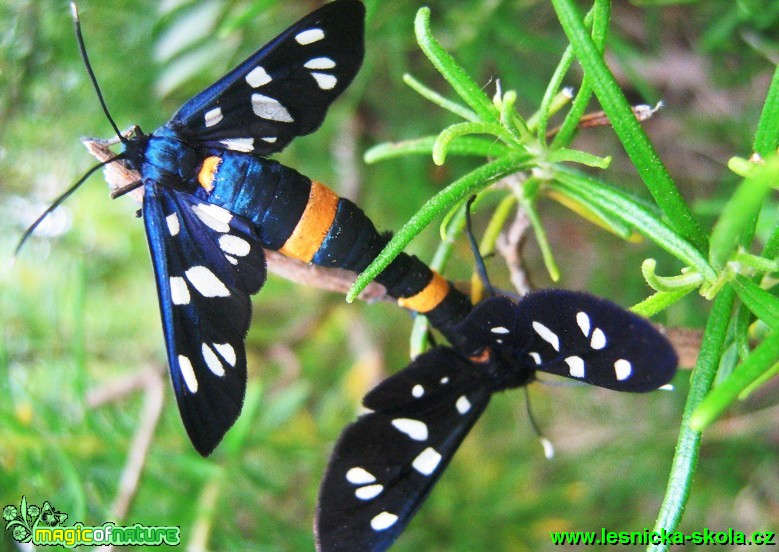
4,496,180,547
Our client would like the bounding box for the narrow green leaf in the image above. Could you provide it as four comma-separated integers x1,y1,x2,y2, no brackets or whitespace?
522,196,560,281
640,258,703,293
731,275,779,330
347,153,531,301
630,288,693,318
499,90,530,142
479,193,519,259
554,169,717,282
364,136,510,164
403,73,480,122
753,66,779,157
547,148,611,168
709,155,779,267
732,251,779,273
433,122,518,165
690,330,779,431
762,221,779,260
546,183,635,240
550,0,610,148
551,0,707,252
650,286,736,551
414,7,499,124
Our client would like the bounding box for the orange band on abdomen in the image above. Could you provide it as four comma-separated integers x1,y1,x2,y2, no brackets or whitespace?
197,156,222,191
279,180,339,263
397,271,450,314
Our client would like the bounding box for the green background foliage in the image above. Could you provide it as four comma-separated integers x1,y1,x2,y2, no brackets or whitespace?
1,1,776,550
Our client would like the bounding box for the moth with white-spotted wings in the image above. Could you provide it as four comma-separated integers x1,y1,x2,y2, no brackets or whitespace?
30,0,366,456
130,0,364,455
316,291,677,552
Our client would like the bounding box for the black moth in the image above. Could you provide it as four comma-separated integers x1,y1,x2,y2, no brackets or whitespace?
316,291,677,551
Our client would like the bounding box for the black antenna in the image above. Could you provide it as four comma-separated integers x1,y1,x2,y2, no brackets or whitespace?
523,387,555,460
70,2,125,142
465,195,495,296
12,158,119,262
12,3,131,263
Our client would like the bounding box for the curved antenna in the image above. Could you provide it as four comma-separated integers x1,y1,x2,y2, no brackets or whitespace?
12,156,122,262
70,2,125,142
465,195,495,296
523,386,555,460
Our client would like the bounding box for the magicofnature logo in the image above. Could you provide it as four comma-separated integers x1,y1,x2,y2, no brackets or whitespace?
4,496,180,547
3,496,67,543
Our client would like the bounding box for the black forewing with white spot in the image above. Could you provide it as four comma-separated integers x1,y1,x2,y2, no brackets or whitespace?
316,347,492,552
168,0,365,156
456,292,677,393
143,183,266,455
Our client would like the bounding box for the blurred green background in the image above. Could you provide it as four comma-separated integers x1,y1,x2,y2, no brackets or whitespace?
1,0,776,550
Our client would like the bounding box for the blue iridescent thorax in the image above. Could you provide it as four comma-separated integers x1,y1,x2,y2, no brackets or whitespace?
125,126,200,192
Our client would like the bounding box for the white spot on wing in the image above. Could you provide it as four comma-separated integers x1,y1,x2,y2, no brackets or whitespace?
245,66,271,88
456,395,471,414
532,321,560,351
440,377,449,384
178,355,198,393
614,359,632,380
659,384,674,391
304,57,336,69
565,355,585,378
295,28,324,45
346,467,376,485
412,447,442,476
220,138,255,153
391,418,428,441
412,384,424,398
490,326,510,334
185,266,230,297
192,203,233,233
576,311,591,336
166,213,180,236
590,328,607,350
528,352,541,365
219,234,251,257
170,276,190,305
311,72,337,90
204,107,223,127
355,484,383,501
214,343,236,367
370,512,398,531
202,343,225,377
251,93,294,122
261,136,278,143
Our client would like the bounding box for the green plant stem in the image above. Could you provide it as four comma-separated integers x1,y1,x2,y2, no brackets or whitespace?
551,0,610,148
650,286,736,552
551,0,707,252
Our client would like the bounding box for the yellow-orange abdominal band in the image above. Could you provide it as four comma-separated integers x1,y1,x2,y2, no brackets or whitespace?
397,271,450,314
279,181,340,263
197,156,222,191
